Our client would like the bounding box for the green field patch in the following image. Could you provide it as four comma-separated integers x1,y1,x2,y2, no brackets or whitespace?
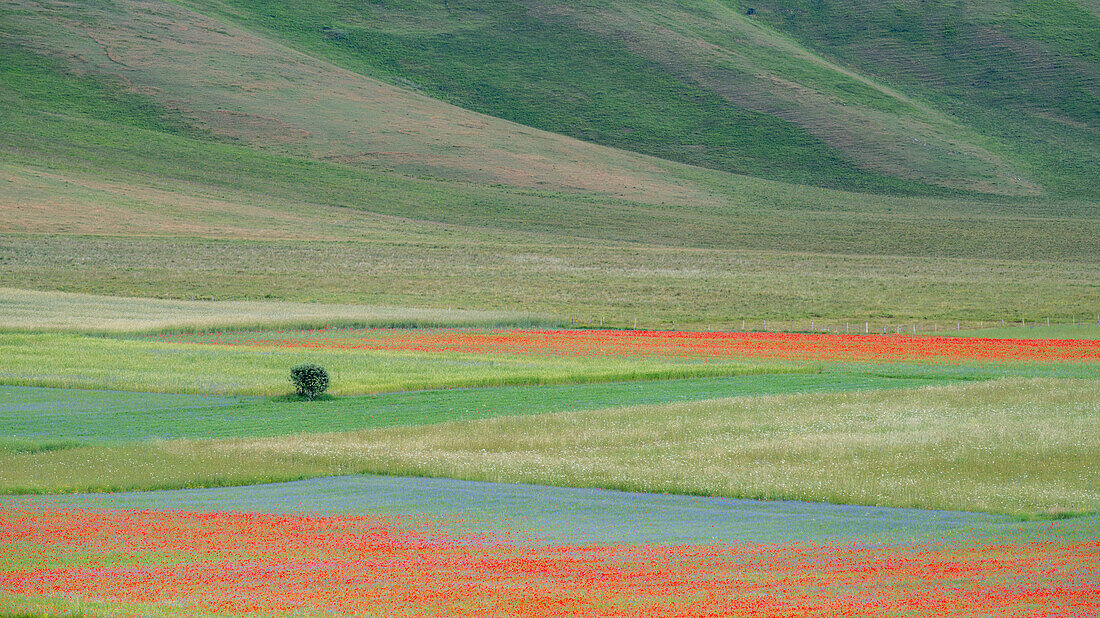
3,378,1095,517
942,324,1100,340
212,377,1097,517
0,373,951,446
0,386,246,453
0,332,797,396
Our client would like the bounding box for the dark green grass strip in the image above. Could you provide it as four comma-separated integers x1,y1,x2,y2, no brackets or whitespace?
1,372,958,447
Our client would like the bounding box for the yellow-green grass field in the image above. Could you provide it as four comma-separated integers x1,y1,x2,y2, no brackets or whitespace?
946,324,1100,340
6,235,1099,329
0,332,793,396
3,378,1095,517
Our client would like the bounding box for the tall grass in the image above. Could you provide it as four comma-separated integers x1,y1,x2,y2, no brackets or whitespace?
3,379,1095,517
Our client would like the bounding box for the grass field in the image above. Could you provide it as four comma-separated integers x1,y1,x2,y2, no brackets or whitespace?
0,332,791,395
0,373,954,447
4,378,1095,516
0,288,554,334
198,377,1098,517
6,236,1098,327
947,324,1100,340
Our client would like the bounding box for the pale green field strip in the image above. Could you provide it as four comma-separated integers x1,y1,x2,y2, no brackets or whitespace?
8,235,1098,327
195,377,1093,517
11,475,1098,548
944,324,1100,340
2,378,1094,517
0,373,955,447
0,288,554,334
0,329,1091,400
0,333,796,396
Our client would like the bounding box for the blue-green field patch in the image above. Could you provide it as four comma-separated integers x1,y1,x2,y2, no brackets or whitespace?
10,475,1095,547
1,373,957,445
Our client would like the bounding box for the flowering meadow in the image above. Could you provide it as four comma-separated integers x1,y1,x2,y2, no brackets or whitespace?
2,506,1098,617
164,328,1100,364
4,324,1098,614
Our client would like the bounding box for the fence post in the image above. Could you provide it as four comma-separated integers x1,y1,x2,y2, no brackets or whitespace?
865,322,868,333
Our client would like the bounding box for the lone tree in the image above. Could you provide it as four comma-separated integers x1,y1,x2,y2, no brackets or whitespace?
289,363,329,400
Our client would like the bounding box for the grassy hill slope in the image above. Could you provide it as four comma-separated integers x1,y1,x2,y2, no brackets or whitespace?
1,0,1097,323
175,0,1052,195
744,0,1100,197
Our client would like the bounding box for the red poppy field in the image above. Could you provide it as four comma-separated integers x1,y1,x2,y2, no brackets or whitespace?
2,507,1098,617
163,328,1100,364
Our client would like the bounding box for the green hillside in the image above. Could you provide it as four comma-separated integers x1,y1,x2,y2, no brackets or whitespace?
0,0,1097,324
744,0,1100,196
178,0,1058,196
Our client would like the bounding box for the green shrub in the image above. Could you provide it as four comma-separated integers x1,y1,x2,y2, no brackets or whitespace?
289,363,329,400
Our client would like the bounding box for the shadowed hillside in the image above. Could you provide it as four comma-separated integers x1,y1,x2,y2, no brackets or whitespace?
743,0,1100,197
175,0,1062,195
